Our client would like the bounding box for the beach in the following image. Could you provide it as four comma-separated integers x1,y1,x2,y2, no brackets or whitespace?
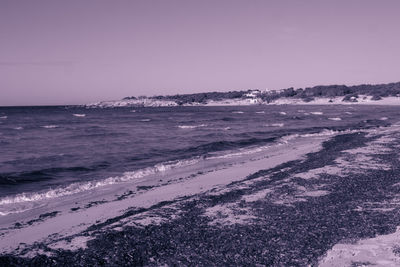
2,105,400,265
0,134,327,255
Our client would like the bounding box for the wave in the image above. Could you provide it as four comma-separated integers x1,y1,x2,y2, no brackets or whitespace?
255,111,265,114
69,132,129,139
291,116,305,120
73,114,86,117
265,123,284,127
0,158,200,208
41,125,58,129
14,127,23,130
208,145,272,159
310,112,323,115
210,127,365,159
279,112,287,115
178,124,207,129
232,111,244,114
328,117,342,121
380,117,388,120
0,166,95,185
181,137,277,156
221,117,235,121
139,119,151,122
0,116,7,119
278,128,362,144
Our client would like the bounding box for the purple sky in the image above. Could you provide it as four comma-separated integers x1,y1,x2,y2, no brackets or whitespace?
1,0,400,106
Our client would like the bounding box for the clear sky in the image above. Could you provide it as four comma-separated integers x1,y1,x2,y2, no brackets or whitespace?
1,0,400,106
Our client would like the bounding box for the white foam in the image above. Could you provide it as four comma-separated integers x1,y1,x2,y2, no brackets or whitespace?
300,130,337,137
279,129,361,144
380,117,389,120
139,119,151,122
279,112,287,115
41,125,58,129
265,123,284,127
279,134,300,144
255,111,265,114
0,158,200,211
345,111,352,114
209,145,271,159
0,116,7,119
310,111,323,115
232,111,244,114
14,127,23,130
303,128,362,138
0,207,32,216
178,124,207,129
73,114,86,117
328,117,342,121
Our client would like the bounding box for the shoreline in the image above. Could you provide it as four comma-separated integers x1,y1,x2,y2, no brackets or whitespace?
85,95,400,108
0,134,329,256
4,124,400,265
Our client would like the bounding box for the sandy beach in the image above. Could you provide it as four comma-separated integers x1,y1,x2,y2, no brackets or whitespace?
3,114,400,265
0,134,328,256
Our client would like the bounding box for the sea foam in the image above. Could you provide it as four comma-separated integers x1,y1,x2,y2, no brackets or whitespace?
73,114,86,117
178,124,207,129
328,117,342,121
265,123,284,127
0,158,200,210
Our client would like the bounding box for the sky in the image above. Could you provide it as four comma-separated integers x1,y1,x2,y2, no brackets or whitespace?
1,0,400,106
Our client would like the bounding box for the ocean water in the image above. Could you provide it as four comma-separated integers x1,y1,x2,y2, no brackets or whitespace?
0,105,398,215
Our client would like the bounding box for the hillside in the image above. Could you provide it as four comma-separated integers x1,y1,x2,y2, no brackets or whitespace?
86,81,400,107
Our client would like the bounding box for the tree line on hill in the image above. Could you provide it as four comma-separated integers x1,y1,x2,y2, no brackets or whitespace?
122,82,400,105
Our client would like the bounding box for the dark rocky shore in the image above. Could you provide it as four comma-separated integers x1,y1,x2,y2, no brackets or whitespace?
3,129,400,266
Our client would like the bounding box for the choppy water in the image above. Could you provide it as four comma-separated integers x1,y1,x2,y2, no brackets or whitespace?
0,105,398,214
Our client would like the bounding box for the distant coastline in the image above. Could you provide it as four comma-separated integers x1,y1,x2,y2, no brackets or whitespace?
86,81,400,108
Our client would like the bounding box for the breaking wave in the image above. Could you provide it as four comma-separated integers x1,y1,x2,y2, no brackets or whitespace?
265,123,284,127
73,113,86,117
0,158,200,209
178,124,207,129
278,128,364,144
328,117,342,121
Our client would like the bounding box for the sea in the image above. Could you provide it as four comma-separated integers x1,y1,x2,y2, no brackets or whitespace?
0,104,398,216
